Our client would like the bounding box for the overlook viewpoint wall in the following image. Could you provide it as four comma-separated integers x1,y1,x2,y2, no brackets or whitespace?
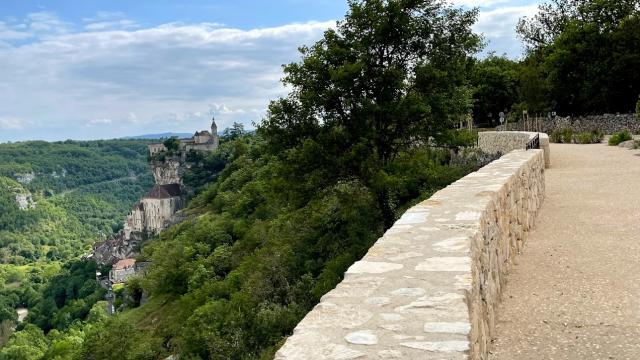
276,135,547,360
478,131,551,168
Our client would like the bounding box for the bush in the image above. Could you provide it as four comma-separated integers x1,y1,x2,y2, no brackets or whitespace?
636,100,640,120
550,129,603,144
608,130,633,146
574,130,604,144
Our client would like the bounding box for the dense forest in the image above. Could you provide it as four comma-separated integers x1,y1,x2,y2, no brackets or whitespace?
0,140,154,357
1,0,639,359
469,0,640,126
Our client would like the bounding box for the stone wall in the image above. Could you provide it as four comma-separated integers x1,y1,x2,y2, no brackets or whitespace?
478,131,550,168
543,114,640,134
275,148,546,360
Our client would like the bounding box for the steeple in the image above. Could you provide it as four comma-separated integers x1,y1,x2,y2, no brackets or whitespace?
211,115,217,135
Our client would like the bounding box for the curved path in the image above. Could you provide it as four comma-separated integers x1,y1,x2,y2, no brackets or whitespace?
490,143,640,359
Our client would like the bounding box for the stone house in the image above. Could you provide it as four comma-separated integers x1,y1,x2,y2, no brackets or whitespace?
123,183,183,238
109,258,137,284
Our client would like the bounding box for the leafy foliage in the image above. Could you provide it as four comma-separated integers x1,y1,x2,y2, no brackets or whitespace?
469,55,520,126
516,0,640,114
69,1,484,359
0,140,153,357
549,128,604,143
608,130,633,145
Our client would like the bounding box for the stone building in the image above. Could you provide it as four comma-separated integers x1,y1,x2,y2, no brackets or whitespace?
94,119,218,266
148,117,219,156
123,184,183,238
109,258,137,283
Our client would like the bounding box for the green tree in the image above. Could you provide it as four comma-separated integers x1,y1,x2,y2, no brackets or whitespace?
517,0,640,114
223,122,246,140
0,324,48,360
470,54,521,125
163,137,181,153
260,0,481,224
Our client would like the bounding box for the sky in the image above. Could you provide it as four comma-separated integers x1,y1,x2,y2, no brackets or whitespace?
0,0,540,142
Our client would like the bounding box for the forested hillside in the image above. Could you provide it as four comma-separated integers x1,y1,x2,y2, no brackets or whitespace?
0,140,154,264
0,140,154,356
2,0,638,359
35,1,486,359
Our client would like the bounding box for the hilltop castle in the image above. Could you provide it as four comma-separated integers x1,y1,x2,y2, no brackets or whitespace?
94,118,219,265
148,117,219,156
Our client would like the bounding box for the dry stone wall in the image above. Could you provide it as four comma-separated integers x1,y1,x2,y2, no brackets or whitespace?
276,148,546,360
543,114,640,134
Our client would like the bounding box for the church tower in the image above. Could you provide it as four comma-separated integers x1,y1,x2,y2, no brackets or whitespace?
211,116,219,149
211,116,217,135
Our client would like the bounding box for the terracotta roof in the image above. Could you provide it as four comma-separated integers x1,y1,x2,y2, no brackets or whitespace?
113,258,136,270
144,184,182,199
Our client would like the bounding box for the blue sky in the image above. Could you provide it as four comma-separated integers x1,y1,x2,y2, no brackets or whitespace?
0,0,540,142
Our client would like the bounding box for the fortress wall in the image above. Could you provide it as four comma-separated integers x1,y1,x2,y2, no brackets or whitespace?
479,131,550,168
276,147,546,360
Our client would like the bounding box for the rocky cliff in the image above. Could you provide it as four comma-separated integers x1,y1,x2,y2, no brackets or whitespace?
93,157,187,264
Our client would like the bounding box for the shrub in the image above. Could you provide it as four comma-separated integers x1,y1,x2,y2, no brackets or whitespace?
574,130,604,144
636,100,640,120
608,130,633,146
549,129,563,143
550,129,603,144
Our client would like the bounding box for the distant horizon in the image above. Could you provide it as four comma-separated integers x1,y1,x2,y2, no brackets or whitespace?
0,130,229,144
0,0,540,142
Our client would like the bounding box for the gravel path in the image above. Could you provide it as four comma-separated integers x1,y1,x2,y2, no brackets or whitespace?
489,143,640,360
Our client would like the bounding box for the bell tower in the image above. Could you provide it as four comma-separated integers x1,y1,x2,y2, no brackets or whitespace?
211,115,217,135
211,116,219,149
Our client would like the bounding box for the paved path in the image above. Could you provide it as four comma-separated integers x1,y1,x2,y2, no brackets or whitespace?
489,143,640,360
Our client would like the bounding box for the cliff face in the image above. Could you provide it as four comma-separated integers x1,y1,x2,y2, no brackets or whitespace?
94,157,187,264
93,124,219,265
151,159,183,185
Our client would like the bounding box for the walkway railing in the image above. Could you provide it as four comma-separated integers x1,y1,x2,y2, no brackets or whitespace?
526,133,540,150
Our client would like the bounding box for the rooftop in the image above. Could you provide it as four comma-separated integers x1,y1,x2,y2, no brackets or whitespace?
144,184,182,199
113,258,136,270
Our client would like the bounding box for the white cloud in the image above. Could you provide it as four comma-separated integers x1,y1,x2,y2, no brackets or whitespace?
0,14,334,141
0,117,26,129
87,118,112,125
0,3,539,141
0,22,32,41
26,11,70,34
84,20,139,31
82,11,139,31
450,0,509,7
474,4,538,57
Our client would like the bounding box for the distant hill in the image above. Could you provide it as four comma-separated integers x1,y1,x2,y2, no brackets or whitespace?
124,132,193,140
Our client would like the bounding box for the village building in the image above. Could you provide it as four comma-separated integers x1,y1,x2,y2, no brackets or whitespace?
94,118,219,266
109,258,137,283
148,117,219,156
123,183,183,238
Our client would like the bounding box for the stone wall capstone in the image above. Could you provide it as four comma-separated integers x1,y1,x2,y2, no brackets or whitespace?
275,147,546,360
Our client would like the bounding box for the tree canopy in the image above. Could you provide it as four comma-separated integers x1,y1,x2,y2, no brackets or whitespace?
516,0,640,114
